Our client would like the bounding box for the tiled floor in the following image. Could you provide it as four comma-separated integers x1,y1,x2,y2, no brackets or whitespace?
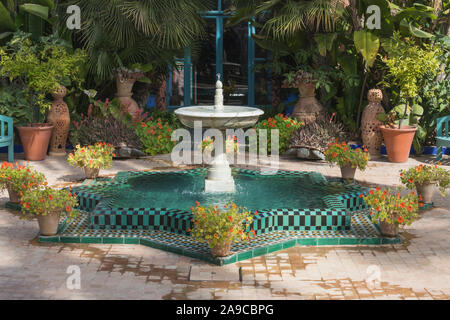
0,153,449,299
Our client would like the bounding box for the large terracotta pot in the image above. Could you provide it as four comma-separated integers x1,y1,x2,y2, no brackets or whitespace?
380,125,417,163
379,220,398,238
47,85,70,156
415,182,435,204
292,83,325,124
340,165,357,180
37,210,61,236
361,89,385,157
17,124,54,161
116,76,141,120
210,239,232,257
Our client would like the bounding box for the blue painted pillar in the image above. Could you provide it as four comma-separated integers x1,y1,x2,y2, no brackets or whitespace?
248,21,256,106
216,17,223,78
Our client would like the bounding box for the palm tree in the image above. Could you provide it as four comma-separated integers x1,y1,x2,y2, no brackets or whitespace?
55,0,211,82
230,0,348,38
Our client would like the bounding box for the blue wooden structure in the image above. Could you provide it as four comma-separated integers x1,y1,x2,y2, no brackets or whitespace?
166,0,272,109
0,115,14,163
437,115,450,161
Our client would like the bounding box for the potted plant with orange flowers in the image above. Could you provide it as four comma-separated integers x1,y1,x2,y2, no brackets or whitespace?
363,188,419,237
325,141,370,180
20,187,78,236
400,164,449,204
189,202,255,257
0,162,46,204
67,143,115,179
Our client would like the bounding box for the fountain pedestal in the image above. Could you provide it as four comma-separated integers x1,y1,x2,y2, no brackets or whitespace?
205,153,235,193
175,74,263,193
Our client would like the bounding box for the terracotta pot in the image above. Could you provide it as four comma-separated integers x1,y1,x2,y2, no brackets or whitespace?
17,124,54,161
7,185,20,204
380,125,417,163
379,220,398,238
116,77,141,120
84,167,100,179
37,210,61,236
361,89,385,157
291,82,325,124
416,182,435,204
210,239,232,257
340,165,357,180
47,85,70,156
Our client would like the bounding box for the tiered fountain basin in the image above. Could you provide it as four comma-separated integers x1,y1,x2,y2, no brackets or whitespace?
38,168,401,265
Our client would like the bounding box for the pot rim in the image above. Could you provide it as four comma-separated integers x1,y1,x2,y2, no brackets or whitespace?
379,125,418,133
17,124,54,131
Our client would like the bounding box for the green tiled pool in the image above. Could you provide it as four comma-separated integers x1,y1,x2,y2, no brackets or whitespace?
35,169,402,264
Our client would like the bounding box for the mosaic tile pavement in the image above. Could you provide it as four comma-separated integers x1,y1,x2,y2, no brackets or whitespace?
39,210,402,265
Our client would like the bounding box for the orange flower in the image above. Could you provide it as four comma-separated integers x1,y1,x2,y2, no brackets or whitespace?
400,202,405,208
419,203,424,208
228,216,233,222
49,194,53,200
408,178,414,184
229,227,233,233
359,194,364,198
40,198,44,203
369,190,374,195
65,206,71,213
397,216,404,224
332,152,338,158
407,206,413,212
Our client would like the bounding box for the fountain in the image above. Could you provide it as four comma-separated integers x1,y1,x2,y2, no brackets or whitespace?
175,74,264,193
49,76,381,265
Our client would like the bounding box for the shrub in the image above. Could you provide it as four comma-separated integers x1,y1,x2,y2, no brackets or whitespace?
70,102,143,150
362,188,420,226
400,164,450,197
325,140,370,170
135,118,180,156
0,162,46,195
68,143,115,169
189,202,255,249
21,187,78,219
255,114,303,154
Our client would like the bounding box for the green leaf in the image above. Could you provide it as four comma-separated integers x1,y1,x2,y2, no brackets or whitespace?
0,31,14,40
0,2,16,32
19,4,50,22
400,19,433,38
353,30,379,68
314,33,336,56
137,76,151,84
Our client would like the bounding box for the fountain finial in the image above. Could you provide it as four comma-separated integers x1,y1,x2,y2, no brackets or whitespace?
214,73,224,111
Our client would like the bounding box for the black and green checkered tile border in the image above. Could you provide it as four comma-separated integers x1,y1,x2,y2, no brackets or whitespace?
38,210,402,265
71,169,369,234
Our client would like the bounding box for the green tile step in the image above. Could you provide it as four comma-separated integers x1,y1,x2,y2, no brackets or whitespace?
37,210,402,265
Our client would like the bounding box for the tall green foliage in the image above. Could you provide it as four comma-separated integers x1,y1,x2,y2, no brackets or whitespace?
0,31,86,123
55,0,210,83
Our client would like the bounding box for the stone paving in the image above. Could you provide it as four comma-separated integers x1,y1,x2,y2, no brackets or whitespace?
0,153,449,300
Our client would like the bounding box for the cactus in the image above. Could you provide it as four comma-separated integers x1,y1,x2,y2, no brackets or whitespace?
290,118,348,153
